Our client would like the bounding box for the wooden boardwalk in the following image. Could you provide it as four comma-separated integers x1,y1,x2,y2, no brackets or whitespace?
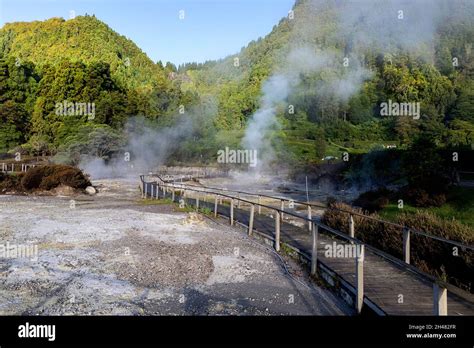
211,202,474,315
142,178,474,316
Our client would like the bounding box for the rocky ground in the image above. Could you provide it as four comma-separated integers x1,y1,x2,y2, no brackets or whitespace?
0,179,352,315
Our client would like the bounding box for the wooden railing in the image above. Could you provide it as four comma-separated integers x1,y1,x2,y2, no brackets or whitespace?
0,163,37,173
140,175,474,316
156,175,474,255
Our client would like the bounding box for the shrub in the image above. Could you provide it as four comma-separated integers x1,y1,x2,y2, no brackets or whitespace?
0,172,24,192
322,202,402,257
322,202,474,292
59,167,91,189
400,187,447,207
21,166,46,190
21,164,91,191
354,188,392,212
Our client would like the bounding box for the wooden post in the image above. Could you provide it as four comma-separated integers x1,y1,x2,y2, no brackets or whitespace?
196,195,200,211
144,181,148,199
349,214,355,239
258,195,261,214
275,211,280,252
403,228,411,264
308,206,312,232
356,244,364,314
280,200,284,221
433,283,448,316
230,199,234,226
248,204,255,236
172,188,175,202
311,223,318,276
214,195,218,217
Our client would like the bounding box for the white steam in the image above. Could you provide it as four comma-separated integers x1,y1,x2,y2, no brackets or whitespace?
80,116,193,179
241,0,470,172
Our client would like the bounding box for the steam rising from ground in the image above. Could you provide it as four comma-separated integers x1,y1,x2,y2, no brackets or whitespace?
242,48,371,172
80,116,193,179
242,0,471,173
81,0,472,180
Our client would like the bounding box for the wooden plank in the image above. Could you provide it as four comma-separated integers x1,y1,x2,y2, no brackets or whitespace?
177,189,474,316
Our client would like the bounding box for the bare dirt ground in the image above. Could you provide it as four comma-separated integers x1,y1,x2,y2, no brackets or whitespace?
0,179,352,315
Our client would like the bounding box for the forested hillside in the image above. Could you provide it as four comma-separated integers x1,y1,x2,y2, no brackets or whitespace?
0,0,473,171
1,16,167,89
181,0,474,166
0,15,194,155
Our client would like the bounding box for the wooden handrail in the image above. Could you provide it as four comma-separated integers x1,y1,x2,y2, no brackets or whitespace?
140,175,474,314
144,174,474,252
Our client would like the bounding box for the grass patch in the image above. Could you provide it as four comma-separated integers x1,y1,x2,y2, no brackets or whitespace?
198,207,213,215
140,198,214,216
139,198,174,205
323,201,474,292
380,187,474,228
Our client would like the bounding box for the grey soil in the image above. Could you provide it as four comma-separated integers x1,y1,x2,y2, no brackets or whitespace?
0,179,352,315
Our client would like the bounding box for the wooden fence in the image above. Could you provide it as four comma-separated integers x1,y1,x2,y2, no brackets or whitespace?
0,163,37,173
140,175,474,316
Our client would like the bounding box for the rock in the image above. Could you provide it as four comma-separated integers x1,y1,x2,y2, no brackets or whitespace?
85,186,96,195
51,184,76,196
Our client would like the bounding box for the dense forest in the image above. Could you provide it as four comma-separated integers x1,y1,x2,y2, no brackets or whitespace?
0,15,194,157
0,0,473,184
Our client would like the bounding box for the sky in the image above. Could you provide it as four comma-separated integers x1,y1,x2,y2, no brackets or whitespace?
0,0,295,66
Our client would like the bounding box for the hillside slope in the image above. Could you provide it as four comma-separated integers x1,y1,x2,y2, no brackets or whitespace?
0,15,168,89
180,0,474,166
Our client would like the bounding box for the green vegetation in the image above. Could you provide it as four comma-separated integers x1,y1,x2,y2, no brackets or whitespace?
176,0,474,168
139,198,174,205
0,15,193,155
197,207,213,215
0,0,473,191
322,201,474,292
380,187,474,228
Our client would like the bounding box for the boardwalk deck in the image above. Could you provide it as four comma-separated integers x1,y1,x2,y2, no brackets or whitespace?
212,202,474,315
143,179,474,316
